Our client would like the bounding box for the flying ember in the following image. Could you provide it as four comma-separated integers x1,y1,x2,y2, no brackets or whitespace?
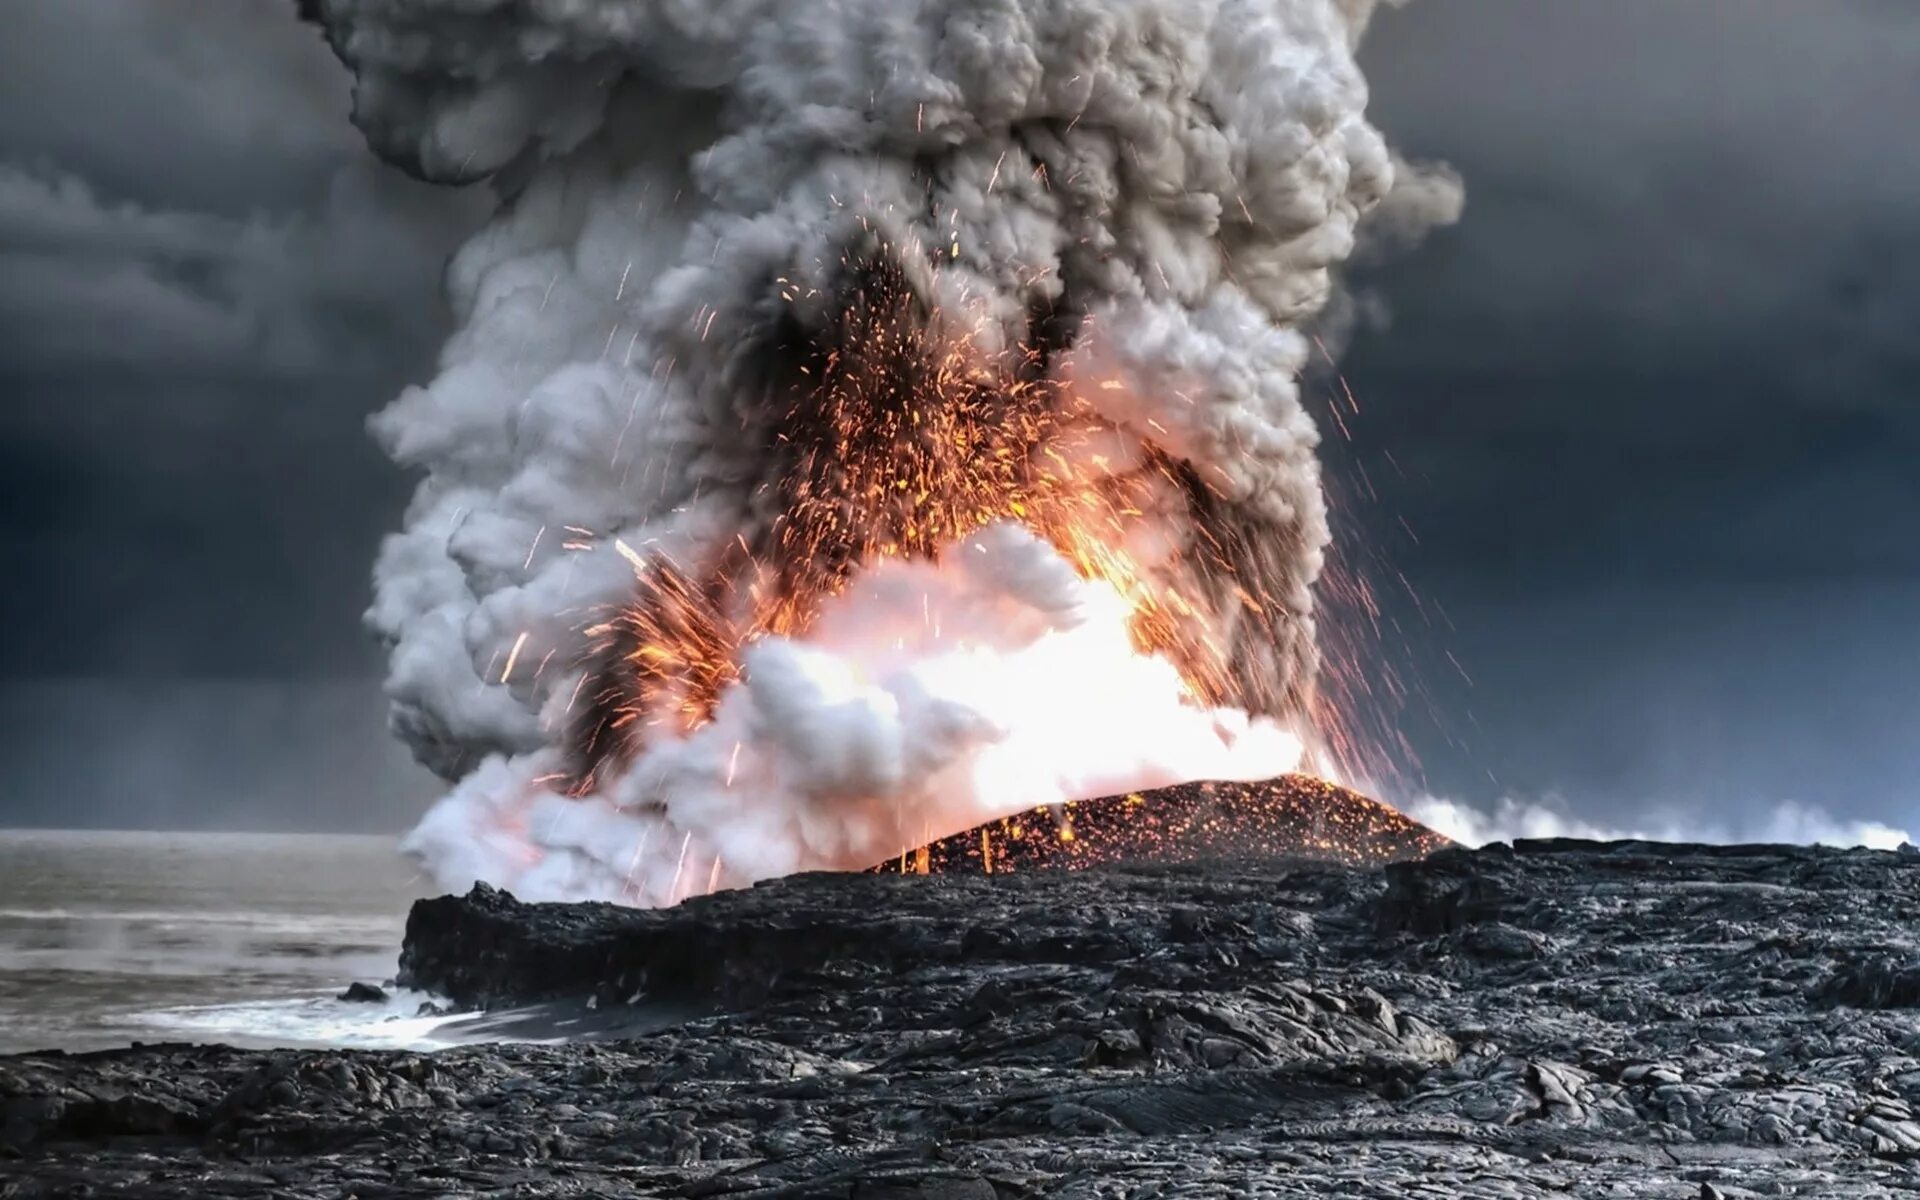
316,0,1464,905
565,249,1303,797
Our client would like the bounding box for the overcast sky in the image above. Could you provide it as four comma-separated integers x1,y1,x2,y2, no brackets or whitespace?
0,0,1913,833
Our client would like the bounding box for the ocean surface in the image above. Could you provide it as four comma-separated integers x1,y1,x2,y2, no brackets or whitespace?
0,829,472,1054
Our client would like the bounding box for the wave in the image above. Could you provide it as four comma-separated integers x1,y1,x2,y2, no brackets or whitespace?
133,990,483,1051
0,907,403,933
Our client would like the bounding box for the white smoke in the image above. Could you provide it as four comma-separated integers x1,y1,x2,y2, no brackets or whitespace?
312,0,1458,902
1408,795,1913,852
406,524,1303,902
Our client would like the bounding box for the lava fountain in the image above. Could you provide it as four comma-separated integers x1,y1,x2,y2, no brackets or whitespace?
311,0,1462,904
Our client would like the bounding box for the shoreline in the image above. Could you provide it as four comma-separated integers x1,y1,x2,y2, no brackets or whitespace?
7,840,1920,1196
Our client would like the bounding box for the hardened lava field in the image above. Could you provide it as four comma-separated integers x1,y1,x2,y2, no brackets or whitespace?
873,774,1448,876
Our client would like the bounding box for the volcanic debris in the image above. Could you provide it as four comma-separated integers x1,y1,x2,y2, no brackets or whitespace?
7,839,1920,1197
873,774,1449,875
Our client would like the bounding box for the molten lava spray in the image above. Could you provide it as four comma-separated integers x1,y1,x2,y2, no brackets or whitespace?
313,0,1461,903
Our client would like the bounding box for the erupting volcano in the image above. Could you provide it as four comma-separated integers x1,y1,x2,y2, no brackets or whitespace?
875,775,1449,874
314,0,1462,904
565,249,1309,797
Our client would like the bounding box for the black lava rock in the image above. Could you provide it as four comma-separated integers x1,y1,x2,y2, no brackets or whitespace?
8,840,1920,1197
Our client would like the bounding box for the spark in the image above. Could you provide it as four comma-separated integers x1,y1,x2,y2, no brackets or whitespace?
554,248,1406,846
500,632,531,684
669,831,692,902
1445,650,1474,687
623,826,654,898
872,777,1446,876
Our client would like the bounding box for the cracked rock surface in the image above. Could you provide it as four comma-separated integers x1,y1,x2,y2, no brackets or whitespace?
7,840,1920,1196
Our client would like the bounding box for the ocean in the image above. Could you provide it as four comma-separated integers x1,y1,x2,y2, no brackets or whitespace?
0,829,460,1054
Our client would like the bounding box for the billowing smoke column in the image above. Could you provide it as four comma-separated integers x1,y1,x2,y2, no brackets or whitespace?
311,0,1461,903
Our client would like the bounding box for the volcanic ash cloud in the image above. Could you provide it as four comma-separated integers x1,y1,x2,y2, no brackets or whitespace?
311,0,1461,903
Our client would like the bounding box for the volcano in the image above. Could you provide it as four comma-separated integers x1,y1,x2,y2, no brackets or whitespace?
872,774,1447,875
313,0,1471,909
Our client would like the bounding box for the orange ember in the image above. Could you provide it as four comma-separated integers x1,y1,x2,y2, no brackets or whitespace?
871,774,1449,873
566,249,1319,793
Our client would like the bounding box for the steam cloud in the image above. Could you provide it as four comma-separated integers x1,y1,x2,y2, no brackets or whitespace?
311,0,1460,902
1408,796,1913,852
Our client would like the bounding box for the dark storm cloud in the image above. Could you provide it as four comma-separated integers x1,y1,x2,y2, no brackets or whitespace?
0,162,460,379
1341,0,1920,585
1355,0,1920,389
0,1,482,827
0,0,483,678
0,1,483,386
1335,0,1920,822
0,2,360,212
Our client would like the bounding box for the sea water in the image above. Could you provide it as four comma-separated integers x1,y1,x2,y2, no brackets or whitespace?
0,829,476,1053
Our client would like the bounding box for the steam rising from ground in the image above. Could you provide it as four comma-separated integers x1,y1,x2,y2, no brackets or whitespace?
311,0,1459,901
1409,796,1913,851
409,524,1302,903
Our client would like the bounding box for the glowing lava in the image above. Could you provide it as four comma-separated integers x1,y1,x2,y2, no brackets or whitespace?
319,0,1462,908
567,250,1314,800
873,774,1449,874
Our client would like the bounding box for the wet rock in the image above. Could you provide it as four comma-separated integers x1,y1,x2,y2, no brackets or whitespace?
336,982,389,1004
9,841,1920,1196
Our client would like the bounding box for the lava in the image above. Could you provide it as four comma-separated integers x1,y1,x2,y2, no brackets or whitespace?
550,248,1415,885
566,245,1315,800
872,774,1449,875
327,0,1458,906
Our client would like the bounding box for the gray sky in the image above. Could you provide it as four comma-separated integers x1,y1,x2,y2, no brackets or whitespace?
0,2,482,828
0,0,1914,832
1340,0,1920,822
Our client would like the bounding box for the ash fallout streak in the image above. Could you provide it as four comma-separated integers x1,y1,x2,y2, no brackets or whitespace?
310,0,1461,903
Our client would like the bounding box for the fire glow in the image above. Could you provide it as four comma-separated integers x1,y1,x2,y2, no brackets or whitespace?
566,253,1302,798
400,245,1413,907
328,0,1466,908
874,777,1449,877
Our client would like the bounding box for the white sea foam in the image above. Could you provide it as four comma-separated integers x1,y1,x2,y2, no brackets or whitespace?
134,990,485,1050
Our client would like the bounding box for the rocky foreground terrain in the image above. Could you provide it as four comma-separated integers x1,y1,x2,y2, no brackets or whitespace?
7,839,1920,1197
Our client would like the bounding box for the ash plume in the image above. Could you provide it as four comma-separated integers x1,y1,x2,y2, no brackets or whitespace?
310,0,1461,902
